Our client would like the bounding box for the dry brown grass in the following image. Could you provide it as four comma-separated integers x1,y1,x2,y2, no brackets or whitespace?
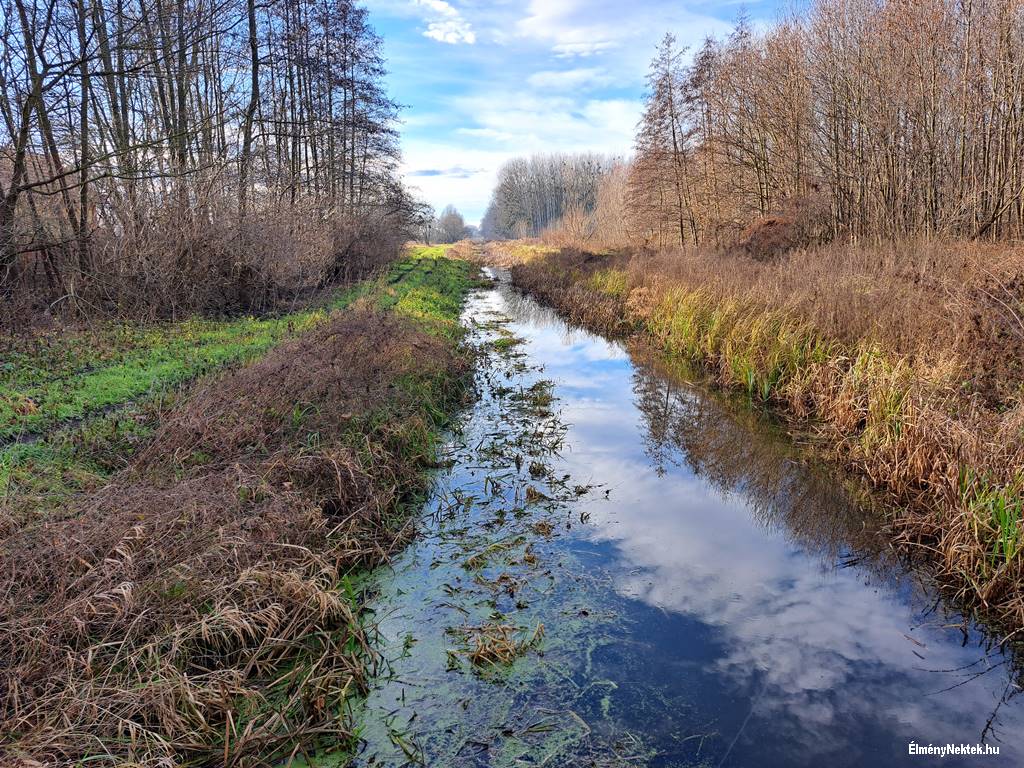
440,239,481,263
518,240,1024,405
0,308,469,766
448,622,545,668
509,239,1024,640
477,240,556,269
5,198,408,330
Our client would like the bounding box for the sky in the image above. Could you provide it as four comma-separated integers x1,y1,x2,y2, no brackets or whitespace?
364,0,776,226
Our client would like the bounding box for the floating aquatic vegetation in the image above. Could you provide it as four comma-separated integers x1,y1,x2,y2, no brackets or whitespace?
532,520,554,537
447,621,546,669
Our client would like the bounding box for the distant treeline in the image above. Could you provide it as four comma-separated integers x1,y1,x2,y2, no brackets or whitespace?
481,154,616,240
488,0,1024,251
421,204,474,244
1,0,424,323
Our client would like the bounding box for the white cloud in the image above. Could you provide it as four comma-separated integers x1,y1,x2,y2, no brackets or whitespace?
407,165,485,179
455,127,518,142
451,92,641,154
412,0,475,44
526,67,614,91
551,40,617,58
517,0,618,58
516,0,732,61
580,98,641,139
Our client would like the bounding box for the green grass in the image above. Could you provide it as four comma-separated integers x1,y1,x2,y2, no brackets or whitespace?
640,285,835,404
961,469,1024,572
1,247,474,519
586,268,630,298
0,402,164,520
0,288,367,441
363,245,474,470
588,271,924,472
377,245,473,339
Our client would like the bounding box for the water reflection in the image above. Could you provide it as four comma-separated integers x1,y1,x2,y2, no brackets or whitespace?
490,273,1024,766
629,347,890,564
352,271,1022,767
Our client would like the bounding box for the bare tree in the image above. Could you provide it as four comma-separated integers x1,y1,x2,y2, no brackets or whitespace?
436,203,468,243
0,0,415,318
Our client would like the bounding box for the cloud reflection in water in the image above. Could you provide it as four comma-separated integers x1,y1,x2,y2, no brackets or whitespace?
491,274,1023,766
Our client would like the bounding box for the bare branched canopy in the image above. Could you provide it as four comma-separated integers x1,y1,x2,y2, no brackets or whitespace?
481,153,618,240
627,0,1024,249
0,0,419,319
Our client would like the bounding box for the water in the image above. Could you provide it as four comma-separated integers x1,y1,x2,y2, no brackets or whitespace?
350,270,1022,767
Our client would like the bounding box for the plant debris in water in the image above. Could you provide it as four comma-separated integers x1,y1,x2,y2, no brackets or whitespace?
347,286,658,768
447,621,546,669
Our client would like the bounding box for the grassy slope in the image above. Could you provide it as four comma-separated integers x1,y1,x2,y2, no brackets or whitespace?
0,294,361,517
0,284,376,518
0,289,368,438
509,246,1024,639
0,246,477,765
0,252,474,523
1,243,474,534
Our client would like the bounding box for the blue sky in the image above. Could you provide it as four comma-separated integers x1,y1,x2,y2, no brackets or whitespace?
364,0,774,225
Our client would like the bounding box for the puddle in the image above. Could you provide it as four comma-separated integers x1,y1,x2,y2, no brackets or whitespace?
347,268,1023,767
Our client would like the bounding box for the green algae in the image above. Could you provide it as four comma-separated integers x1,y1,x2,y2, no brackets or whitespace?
335,290,662,768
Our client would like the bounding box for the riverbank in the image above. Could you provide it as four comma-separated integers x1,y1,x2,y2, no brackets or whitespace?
345,264,1023,766
500,241,1024,641
1,280,374,527
0,247,475,765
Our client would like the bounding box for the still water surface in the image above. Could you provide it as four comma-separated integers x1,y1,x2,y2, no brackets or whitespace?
352,270,1022,767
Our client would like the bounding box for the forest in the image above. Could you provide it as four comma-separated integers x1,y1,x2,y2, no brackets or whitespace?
3,0,1024,764
0,0,425,324
485,2,1024,248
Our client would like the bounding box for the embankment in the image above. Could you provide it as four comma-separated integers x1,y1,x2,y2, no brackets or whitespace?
1,278,372,527
0,247,475,765
506,242,1024,640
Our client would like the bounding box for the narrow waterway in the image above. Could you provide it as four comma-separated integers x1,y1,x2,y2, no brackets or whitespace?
352,269,1022,767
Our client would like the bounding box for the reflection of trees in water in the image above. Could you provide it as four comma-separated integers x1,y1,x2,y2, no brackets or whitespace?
631,362,677,477
630,346,1024,739
500,289,559,327
493,272,609,350
629,346,892,568
483,279,1024,745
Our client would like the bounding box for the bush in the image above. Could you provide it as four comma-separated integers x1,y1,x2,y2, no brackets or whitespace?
735,194,831,262
3,192,412,327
